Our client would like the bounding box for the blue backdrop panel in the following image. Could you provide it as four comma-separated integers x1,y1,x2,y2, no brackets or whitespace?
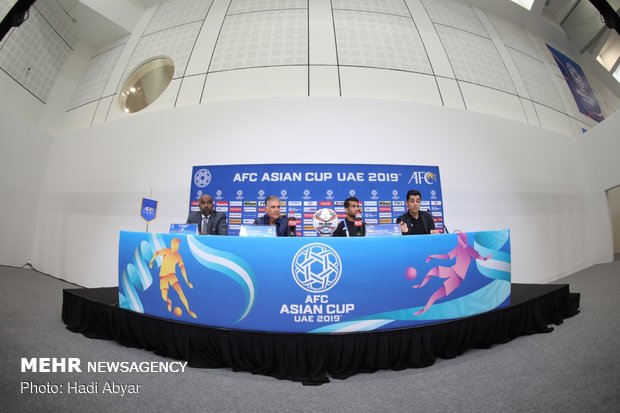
188,164,445,236
118,230,511,333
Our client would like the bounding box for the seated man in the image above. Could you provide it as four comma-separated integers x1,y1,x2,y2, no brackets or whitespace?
187,194,228,235
332,196,366,237
254,195,296,237
397,189,436,235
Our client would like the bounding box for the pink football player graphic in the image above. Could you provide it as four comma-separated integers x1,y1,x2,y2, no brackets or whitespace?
406,232,491,315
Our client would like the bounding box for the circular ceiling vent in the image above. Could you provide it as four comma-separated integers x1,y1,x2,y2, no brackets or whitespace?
119,57,175,113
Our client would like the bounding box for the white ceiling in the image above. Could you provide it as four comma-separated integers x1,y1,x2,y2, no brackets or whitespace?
31,0,620,72
50,0,169,48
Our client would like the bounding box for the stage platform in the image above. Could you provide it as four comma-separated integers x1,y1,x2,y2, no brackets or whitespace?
62,284,580,385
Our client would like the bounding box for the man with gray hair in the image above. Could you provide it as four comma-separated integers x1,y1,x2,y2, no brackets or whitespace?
254,195,296,237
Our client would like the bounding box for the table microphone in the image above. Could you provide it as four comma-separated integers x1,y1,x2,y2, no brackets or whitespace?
287,216,297,237
354,213,363,236
426,208,448,233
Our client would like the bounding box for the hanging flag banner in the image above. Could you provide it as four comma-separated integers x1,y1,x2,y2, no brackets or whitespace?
188,164,444,236
140,198,157,222
547,44,604,122
118,229,511,333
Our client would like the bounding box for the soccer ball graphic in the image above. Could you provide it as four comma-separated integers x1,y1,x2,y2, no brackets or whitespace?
312,208,339,236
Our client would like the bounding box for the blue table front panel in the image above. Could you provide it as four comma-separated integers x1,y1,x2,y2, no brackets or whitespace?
118,230,511,333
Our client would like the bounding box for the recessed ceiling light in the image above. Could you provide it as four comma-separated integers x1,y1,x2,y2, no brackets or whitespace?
510,0,535,10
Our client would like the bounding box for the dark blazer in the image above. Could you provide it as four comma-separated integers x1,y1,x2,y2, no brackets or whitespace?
253,214,295,237
332,219,366,237
397,210,435,235
187,210,228,235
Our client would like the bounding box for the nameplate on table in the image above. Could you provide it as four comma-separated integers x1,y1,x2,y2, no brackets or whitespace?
239,225,276,237
169,223,198,234
366,224,402,237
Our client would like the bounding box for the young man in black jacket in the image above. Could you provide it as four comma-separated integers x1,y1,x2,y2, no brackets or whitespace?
397,189,436,235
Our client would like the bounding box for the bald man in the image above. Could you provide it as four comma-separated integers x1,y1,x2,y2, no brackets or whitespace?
187,194,228,235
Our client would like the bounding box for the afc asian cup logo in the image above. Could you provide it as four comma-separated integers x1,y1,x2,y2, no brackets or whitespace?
349,189,356,197
196,190,203,198
235,189,244,200
325,189,334,200
392,189,399,200
424,172,437,185
370,189,379,200
291,243,342,293
303,189,311,200
257,189,265,200
280,189,288,200
194,169,211,188
430,189,437,200
215,189,223,200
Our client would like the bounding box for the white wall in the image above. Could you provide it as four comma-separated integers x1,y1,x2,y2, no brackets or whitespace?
31,97,595,287
608,186,620,255
0,70,46,125
578,109,620,262
0,109,52,267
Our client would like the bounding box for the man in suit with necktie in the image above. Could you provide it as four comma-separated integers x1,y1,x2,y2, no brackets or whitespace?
187,194,228,235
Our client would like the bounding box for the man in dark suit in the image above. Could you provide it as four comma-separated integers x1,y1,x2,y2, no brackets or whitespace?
187,194,228,235
254,195,296,237
397,189,437,235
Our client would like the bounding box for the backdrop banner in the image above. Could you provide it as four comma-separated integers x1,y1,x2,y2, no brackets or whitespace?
118,229,511,333
188,164,445,235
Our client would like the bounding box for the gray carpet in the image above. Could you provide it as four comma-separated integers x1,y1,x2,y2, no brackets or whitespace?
2,256,619,412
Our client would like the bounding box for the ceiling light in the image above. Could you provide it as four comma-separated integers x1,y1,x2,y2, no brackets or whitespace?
510,0,535,10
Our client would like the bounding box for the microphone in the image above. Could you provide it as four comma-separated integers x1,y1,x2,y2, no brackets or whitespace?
354,213,363,236
426,208,449,233
287,216,297,237
354,213,363,227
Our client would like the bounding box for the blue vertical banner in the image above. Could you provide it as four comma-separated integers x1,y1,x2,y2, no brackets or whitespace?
547,44,604,122
188,164,444,236
141,198,158,222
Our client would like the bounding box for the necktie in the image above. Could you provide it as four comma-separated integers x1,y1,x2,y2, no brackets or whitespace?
201,216,209,235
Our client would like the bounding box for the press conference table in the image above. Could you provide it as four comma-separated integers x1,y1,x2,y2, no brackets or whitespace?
64,228,584,384
117,229,511,333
